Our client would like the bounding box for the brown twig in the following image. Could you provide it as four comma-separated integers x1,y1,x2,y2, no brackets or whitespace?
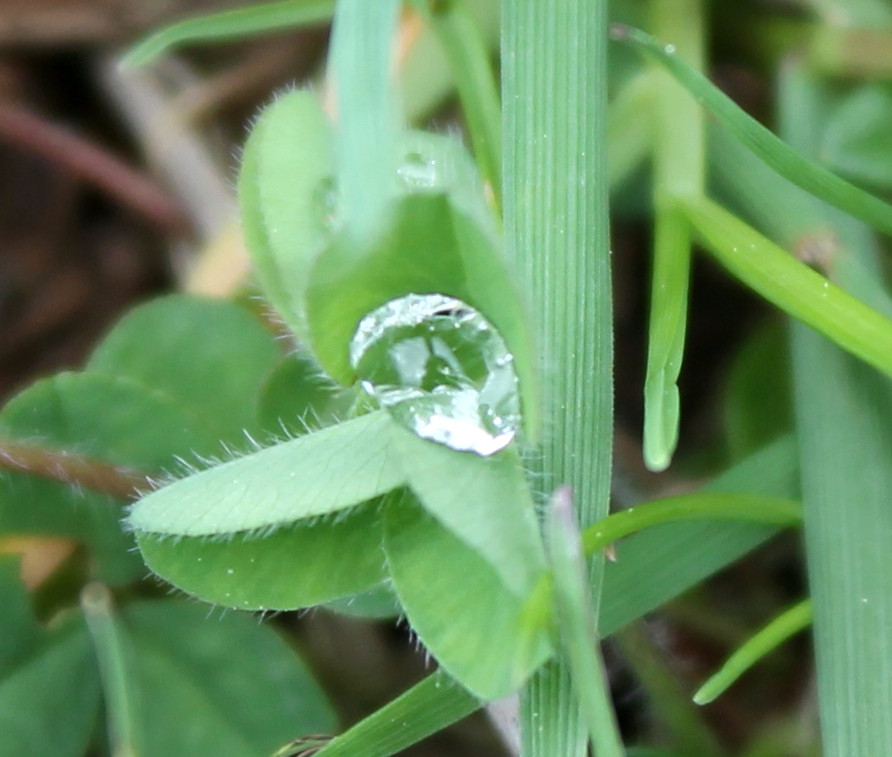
0,104,188,234
0,437,153,502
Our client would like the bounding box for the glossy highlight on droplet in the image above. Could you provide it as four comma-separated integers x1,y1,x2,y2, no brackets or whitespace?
349,293,521,456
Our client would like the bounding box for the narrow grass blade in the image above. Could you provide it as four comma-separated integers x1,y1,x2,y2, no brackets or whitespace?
413,0,502,205
610,24,892,237
694,599,812,705
684,196,892,382
643,0,705,472
329,0,401,237
312,671,479,757
121,0,335,68
503,0,612,753
81,583,139,757
546,487,625,757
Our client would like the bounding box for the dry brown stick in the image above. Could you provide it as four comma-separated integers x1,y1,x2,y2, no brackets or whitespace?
0,104,188,234
0,437,153,501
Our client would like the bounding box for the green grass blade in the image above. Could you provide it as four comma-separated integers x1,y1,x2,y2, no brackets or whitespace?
503,0,612,753
312,671,479,757
330,0,400,237
694,599,812,705
643,0,704,472
121,0,335,67
546,488,625,757
610,24,892,237
683,196,892,382
414,0,502,206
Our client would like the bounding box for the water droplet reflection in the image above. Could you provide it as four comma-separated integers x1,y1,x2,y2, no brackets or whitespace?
350,293,521,456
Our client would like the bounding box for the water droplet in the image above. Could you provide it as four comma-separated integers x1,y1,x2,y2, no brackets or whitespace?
664,43,676,54
226,568,234,575
398,152,438,190
350,293,521,456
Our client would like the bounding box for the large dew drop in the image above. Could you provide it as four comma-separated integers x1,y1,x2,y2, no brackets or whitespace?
350,294,521,456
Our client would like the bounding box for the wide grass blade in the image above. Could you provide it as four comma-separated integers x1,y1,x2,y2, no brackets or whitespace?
503,0,613,753
611,24,892,237
122,0,335,67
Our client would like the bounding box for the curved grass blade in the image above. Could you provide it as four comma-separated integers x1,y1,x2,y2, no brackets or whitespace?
684,196,892,382
610,24,892,237
122,0,335,68
694,599,812,705
311,671,479,757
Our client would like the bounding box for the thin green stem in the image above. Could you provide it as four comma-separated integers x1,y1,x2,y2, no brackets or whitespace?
547,488,625,757
694,599,812,705
81,583,139,757
416,0,503,208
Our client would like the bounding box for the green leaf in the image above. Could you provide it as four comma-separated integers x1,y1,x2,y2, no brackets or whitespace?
88,295,281,447
306,192,538,435
0,556,42,676
610,24,892,237
684,196,892,383
0,372,218,583
121,0,335,67
239,89,334,341
384,492,551,699
314,670,479,757
128,410,404,536
392,427,545,595
119,599,336,756
256,353,355,439
0,616,100,757
137,497,388,611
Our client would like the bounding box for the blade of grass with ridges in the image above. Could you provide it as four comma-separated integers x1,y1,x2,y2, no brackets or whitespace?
610,24,892,237
643,0,705,472
121,0,335,67
503,0,612,754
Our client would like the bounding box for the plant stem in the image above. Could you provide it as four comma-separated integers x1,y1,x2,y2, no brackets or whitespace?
0,437,150,501
502,0,613,754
